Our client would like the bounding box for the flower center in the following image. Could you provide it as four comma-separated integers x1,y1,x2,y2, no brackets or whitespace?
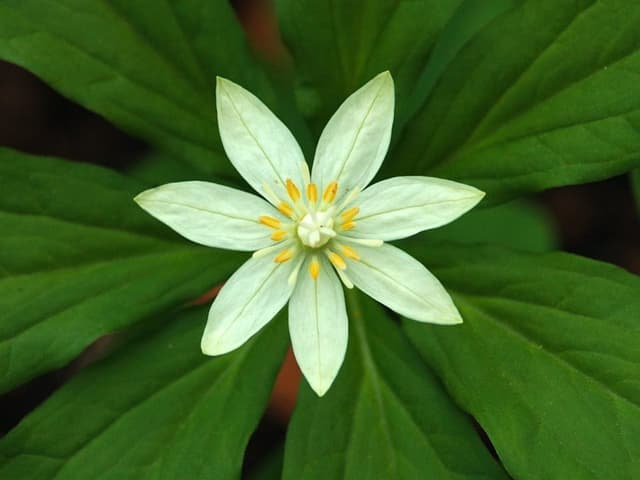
297,211,336,248
255,174,376,287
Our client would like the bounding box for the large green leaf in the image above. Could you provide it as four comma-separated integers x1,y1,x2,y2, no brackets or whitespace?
283,293,508,480
403,243,640,479
0,148,243,392
0,0,299,174
396,0,523,130
428,199,556,252
0,307,288,480
388,0,640,203
277,0,461,131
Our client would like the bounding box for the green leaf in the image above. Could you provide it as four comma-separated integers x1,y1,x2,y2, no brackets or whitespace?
397,0,523,130
0,0,290,175
389,0,640,203
283,293,508,480
428,200,557,252
0,148,243,392
0,307,288,480
277,0,460,130
403,244,640,480
125,150,248,195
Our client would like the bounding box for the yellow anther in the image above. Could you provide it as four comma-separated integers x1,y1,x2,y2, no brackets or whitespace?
341,207,359,223
277,201,294,218
340,221,356,231
259,215,281,229
309,256,320,279
307,183,318,203
286,179,301,202
274,249,294,263
323,181,338,203
328,252,347,270
340,244,360,260
271,230,287,241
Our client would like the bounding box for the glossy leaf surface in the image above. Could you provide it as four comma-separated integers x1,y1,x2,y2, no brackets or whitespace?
283,293,508,480
0,149,243,392
388,0,640,202
403,243,640,479
0,0,292,174
0,308,288,480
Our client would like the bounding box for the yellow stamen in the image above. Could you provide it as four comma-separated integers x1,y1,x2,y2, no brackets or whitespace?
340,221,356,231
341,207,359,223
274,249,294,263
323,181,338,203
271,230,287,241
286,179,301,202
259,215,281,229
340,244,360,260
307,183,318,203
277,201,294,218
309,256,320,280
328,252,347,270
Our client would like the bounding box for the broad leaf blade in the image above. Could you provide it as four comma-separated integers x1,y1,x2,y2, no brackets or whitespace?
283,293,509,480
428,200,556,252
277,0,460,130
0,0,287,175
0,308,288,480
0,149,243,392
403,243,640,479
397,0,523,130
389,0,640,203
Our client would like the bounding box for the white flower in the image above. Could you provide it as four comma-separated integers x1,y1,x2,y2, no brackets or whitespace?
135,72,484,396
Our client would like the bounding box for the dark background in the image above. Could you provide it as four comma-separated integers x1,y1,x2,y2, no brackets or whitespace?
1,0,639,474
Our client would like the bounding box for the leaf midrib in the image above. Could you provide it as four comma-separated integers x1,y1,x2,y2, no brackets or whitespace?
47,349,250,479
350,296,485,478
0,209,183,245
0,249,218,346
349,294,399,479
455,295,640,415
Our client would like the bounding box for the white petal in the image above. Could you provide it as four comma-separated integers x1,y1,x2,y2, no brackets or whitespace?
311,71,394,199
135,181,280,251
201,253,297,355
347,176,485,241
345,243,462,325
216,77,307,201
289,256,348,396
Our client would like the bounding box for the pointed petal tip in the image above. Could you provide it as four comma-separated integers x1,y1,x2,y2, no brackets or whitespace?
308,377,332,397
200,335,235,357
472,189,486,210
377,70,393,81
216,76,236,94
375,70,394,90
442,307,464,325
133,189,152,206
407,306,464,325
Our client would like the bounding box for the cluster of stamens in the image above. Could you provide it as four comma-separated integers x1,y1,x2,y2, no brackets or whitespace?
253,164,381,286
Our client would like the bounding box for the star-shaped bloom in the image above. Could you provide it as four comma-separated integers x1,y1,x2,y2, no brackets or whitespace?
135,72,484,396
